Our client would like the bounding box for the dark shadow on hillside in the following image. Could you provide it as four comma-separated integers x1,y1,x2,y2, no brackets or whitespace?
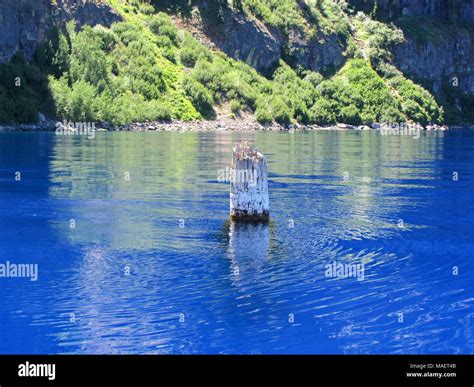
0,52,56,124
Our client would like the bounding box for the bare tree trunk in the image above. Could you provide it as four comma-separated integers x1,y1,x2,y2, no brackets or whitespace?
230,141,269,222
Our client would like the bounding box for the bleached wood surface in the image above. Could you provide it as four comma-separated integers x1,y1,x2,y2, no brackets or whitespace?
230,141,269,221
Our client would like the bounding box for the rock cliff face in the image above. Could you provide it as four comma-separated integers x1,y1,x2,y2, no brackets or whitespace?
214,11,282,73
349,0,474,22
0,0,121,63
286,30,345,75
191,1,473,95
394,29,473,96
348,0,473,98
185,4,346,74
220,14,345,74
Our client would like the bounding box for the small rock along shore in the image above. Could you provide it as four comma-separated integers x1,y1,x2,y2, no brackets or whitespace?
0,118,471,133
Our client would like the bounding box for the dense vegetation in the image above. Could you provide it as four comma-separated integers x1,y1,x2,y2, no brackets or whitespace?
0,0,468,125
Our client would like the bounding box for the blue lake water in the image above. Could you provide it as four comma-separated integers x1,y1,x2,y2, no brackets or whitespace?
0,130,473,354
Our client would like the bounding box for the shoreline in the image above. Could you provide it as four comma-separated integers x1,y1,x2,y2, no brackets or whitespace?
0,119,473,133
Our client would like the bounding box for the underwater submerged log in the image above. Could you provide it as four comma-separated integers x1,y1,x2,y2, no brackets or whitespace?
230,141,269,222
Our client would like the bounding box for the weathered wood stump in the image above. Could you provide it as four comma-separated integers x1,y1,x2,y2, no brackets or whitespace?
230,141,269,222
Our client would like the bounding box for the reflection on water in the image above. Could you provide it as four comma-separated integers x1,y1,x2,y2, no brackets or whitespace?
0,130,473,354
227,221,271,286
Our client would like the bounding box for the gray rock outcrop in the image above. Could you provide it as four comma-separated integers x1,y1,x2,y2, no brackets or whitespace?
394,29,474,95
0,0,122,63
216,11,281,72
193,6,346,74
349,0,474,23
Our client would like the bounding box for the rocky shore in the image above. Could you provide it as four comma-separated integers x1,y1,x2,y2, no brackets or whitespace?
0,118,471,133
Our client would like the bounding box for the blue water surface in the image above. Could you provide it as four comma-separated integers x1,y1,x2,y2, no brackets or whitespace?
0,130,473,354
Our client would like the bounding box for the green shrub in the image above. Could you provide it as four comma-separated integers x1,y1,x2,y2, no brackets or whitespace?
338,105,362,125
150,101,173,121
92,25,119,53
139,4,155,15
191,56,258,108
149,13,179,45
164,90,201,121
270,96,292,124
401,100,426,123
230,99,242,114
353,13,445,124
271,61,317,123
191,59,223,99
380,106,405,123
320,59,399,123
179,45,199,67
179,34,213,68
69,26,110,89
111,22,142,46
310,99,336,125
303,71,324,88
354,13,404,68
69,80,98,121
124,54,166,99
182,76,214,116
49,76,72,119
34,27,70,78
242,0,305,32
255,104,273,123
389,75,443,124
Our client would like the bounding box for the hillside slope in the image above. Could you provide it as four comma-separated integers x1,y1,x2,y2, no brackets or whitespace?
0,0,472,125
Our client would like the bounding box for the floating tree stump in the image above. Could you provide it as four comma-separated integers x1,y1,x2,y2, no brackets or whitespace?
230,141,269,222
